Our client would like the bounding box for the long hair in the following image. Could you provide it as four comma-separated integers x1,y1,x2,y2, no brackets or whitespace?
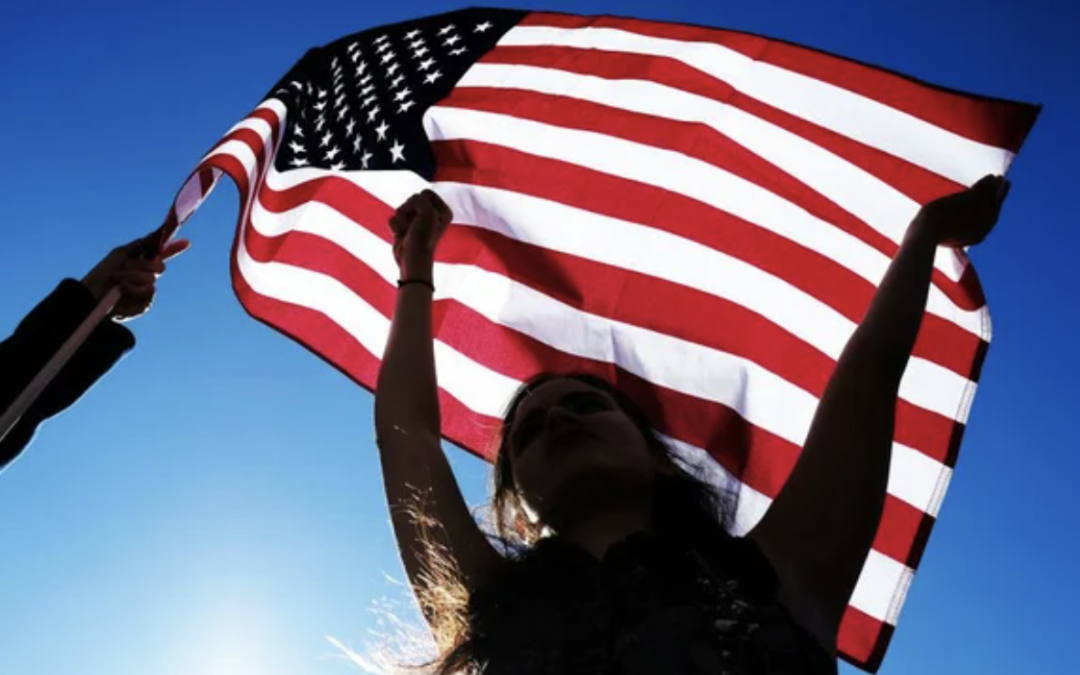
413,372,736,675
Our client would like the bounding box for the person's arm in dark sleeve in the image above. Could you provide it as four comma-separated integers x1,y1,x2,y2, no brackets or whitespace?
0,229,190,473
0,281,134,470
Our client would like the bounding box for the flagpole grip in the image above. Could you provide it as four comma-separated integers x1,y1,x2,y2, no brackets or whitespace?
0,286,122,445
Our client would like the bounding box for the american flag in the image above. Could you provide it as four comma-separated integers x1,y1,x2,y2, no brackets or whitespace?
164,7,1038,671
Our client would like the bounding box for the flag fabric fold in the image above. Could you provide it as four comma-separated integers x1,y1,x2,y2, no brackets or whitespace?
163,7,1039,670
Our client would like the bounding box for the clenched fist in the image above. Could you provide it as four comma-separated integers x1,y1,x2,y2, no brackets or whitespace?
917,174,1010,248
388,190,454,282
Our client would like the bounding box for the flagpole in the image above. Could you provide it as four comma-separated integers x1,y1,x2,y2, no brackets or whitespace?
0,286,122,445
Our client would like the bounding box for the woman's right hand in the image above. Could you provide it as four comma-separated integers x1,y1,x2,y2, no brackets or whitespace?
389,189,454,281
915,174,1010,248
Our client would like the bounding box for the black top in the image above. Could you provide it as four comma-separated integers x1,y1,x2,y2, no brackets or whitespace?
0,280,134,471
467,529,836,675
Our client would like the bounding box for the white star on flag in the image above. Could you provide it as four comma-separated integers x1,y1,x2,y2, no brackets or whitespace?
375,121,390,140
389,140,406,162
475,21,493,32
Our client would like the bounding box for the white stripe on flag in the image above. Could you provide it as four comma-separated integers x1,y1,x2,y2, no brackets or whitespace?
889,442,952,518
850,548,912,624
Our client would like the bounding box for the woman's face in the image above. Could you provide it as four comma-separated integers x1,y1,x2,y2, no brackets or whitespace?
507,378,659,526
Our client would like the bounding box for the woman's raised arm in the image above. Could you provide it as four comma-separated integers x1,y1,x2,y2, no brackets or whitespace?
748,175,1011,651
374,191,501,621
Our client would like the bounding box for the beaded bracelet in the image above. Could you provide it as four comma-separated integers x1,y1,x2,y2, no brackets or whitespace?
397,278,435,292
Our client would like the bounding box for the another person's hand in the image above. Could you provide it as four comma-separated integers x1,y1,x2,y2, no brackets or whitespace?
81,229,191,322
916,174,1010,248
388,190,453,281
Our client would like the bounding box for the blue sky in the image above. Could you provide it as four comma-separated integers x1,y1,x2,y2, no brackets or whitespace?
0,1,1076,674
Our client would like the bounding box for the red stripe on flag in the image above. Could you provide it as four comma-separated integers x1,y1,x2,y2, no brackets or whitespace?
839,606,893,672
873,495,932,565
